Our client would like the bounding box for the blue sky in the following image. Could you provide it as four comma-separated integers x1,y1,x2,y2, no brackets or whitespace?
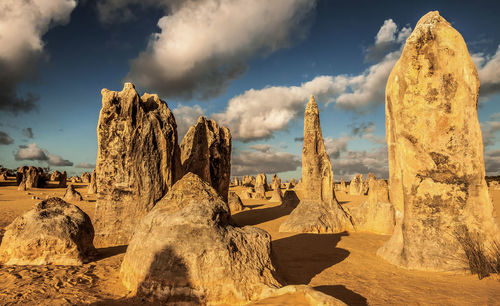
1,0,499,180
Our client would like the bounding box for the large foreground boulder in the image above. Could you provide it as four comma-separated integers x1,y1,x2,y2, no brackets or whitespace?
378,11,500,271
0,198,96,265
94,83,182,247
180,116,232,202
120,173,281,304
280,97,353,233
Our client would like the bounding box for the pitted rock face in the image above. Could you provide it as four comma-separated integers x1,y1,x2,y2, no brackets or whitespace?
94,83,182,247
228,191,244,213
280,96,353,233
0,197,96,265
378,11,500,271
180,116,231,202
119,173,281,304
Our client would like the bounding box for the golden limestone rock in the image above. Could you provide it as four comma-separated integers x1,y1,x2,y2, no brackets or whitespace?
349,174,363,195
63,184,83,202
0,198,96,265
94,83,182,247
87,169,97,194
279,96,353,233
350,180,395,235
180,116,232,202
119,173,281,304
377,11,500,271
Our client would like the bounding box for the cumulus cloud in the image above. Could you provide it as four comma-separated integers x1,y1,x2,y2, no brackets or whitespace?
332,146,389,180
212,75,346,141
232,146,300,176
172,104,205,139
22,127,34,139
473,45,500,98
125,0,316,100
75,162,96,169
481,121,500,147
0,0,77,114
47,154,73,166
213,19,409,141
0,131,14,145
485,149,500,176
324,136,350,159
365,19,411,63
14,143,73,166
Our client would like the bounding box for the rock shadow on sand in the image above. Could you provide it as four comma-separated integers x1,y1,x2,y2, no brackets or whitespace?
314,285,368,305
271,232,350,285
93,245,128,262
232,205,295,226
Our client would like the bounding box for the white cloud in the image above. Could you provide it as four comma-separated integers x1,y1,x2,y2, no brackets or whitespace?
365,19,411,63
324,136,350,159
75,162,96,169
172,104,205,140
333,146,389,180
232,146,300,176
47,154,73,166
484,149,500,176
474,45,500,98
213,19,410,141
14,143,73,166
125,0,316,100
0,0,77,113
212,75,346,141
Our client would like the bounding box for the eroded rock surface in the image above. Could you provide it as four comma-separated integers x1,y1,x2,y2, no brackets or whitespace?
0,198,95,265
280,97,353,233
228,191,244,213
378,11,500,271
81,172,91,183
120,173,281,304
349,174,363,195
180,116,231,202
94,83,182,247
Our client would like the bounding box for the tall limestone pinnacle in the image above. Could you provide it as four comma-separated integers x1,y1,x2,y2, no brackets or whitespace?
279,96,353,233
377,11,500,271
94,82,182,247
302,96,335,203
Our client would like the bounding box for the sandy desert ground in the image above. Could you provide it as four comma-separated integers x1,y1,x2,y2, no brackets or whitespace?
0,179,499,305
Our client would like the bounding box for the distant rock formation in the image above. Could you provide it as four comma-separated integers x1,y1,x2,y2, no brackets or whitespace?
340,178,346,192
16,166,28,185
94,83,182,247
87,169,97,194
361,173,376,195
63,184,83,202
0,198,95,265
81,172,91,183
349,174,363,195
270,187,283,203
240,188,253,200
377,11,500,271
50,170,62,181
254,173,267,199
120,173,281,304
280,96,353,233
350,180,395,235
228,191,244,213
180,116,232,202
271,174,281,190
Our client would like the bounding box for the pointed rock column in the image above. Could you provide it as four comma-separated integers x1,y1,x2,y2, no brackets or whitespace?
180,116,232,202
279,96,353,233
378,11,500,271
94,83,182,247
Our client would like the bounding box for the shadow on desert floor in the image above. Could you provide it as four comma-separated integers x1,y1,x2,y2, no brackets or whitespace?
314,285,368,305
232,204,294,226
272,232,350,285
93,245,128,262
